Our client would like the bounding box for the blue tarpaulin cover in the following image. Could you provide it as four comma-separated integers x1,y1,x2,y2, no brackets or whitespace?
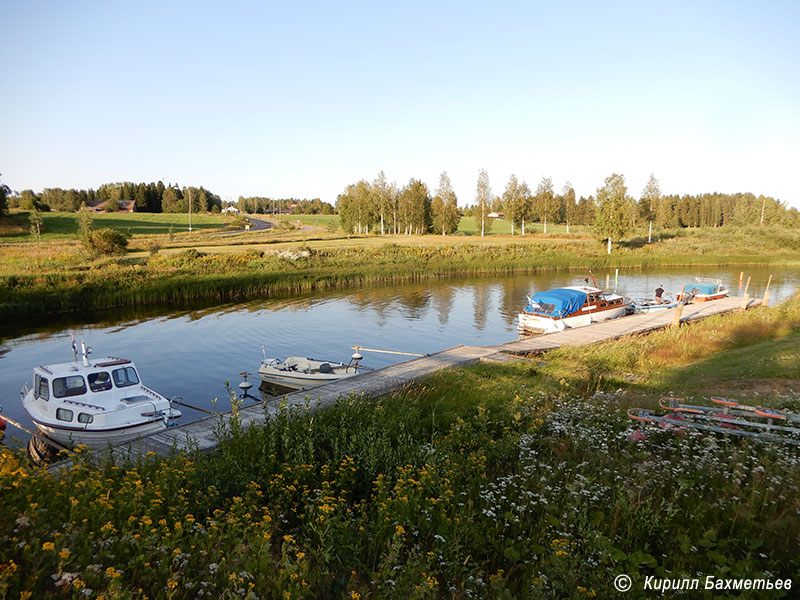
685,282,719,295
526,288,587,316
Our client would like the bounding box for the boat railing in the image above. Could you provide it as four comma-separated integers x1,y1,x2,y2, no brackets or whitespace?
63,398,106,411
141,385,167,402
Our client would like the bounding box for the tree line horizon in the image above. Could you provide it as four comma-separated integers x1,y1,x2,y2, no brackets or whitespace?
2,172,798,241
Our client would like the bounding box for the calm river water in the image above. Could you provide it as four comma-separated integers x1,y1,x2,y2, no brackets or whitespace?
1,265,797,446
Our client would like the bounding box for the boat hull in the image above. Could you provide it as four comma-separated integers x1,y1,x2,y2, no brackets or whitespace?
676,292,728,303
256,369,356,390
30,417,167,449
518,301,633,333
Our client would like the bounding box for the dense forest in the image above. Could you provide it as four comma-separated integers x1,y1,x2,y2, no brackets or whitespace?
4,181,222,214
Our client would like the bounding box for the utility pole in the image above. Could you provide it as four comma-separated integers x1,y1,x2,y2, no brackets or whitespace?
187,189,193,231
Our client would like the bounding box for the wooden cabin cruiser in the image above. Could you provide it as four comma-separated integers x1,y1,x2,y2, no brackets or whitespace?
676,278,728,303
518,286,634,334
21,341,181,449
257,347,371,391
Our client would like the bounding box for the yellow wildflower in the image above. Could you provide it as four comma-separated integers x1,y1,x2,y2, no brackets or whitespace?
42,542,55,551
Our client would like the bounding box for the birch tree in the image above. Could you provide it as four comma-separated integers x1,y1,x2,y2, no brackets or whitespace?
502,174,522,235
475,169,492,237
432,172,459,235
535,176,555,233
594,173,632,253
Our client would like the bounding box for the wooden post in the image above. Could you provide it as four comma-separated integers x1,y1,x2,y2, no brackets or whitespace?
763,274,773,306
740,276,751,309
672,285,686,327
614,268,618,292
648,221,652,244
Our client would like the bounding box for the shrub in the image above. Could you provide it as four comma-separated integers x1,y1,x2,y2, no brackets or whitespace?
85,228,128,255
144,238,162,255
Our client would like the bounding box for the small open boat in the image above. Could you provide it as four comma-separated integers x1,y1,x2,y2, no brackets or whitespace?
518,285,634,333
257,347,370,391
635,300,678,311
20,339,181,449
676,278,728,303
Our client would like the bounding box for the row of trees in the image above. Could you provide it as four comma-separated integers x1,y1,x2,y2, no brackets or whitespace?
4,182,222,214
476,173,800,232
235,196,335,215
336,172,460,235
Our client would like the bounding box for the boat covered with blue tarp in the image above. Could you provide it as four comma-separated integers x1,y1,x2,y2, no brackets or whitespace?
518,285,634,333
526,288,588,317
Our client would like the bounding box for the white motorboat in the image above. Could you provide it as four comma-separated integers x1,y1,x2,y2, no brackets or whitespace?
20,340,181,449
518,285,634,333
257,347,370,391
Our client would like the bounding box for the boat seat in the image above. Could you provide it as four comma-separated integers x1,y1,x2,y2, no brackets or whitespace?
285,357,311,373
319,363,333,374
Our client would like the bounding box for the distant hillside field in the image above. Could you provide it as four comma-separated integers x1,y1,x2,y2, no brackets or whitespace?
0,211,231,240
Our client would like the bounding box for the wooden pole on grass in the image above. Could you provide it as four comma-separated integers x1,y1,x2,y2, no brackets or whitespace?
763,274,773,306
740,276,751,309
672,285,686,328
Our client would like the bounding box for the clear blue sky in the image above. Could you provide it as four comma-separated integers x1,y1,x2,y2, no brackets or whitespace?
1,1,798,208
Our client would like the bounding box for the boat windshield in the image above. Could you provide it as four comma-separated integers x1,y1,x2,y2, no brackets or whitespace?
88,371,113,392
112,366,140,388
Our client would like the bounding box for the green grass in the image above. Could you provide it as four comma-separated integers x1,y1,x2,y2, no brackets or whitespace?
0,211,230,240
531,293,800,402
272,213,340,229
2,294,798,598
457,216,579,236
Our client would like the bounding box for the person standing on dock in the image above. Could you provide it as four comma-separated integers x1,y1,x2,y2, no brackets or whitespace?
655,285,665,304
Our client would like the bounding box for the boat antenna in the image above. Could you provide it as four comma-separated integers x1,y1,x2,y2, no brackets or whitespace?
261,345,267,360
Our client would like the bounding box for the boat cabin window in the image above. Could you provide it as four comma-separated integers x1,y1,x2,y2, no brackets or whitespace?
112,367,140,388
88,371,112,392
56,408,74,422
78,413,94,424
587,293,601,303
35,374,50,401
52,376,87,398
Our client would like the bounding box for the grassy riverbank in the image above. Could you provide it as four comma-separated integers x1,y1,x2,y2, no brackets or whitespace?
1,294,798,599
2,224,799,323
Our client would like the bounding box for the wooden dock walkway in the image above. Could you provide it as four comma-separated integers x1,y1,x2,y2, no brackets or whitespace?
121,295,760,459
53,295,760,466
